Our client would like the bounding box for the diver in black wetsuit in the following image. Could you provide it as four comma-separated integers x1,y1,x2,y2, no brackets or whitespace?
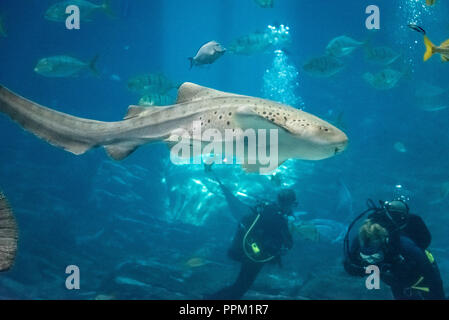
344,200,445,300
205,187,296,300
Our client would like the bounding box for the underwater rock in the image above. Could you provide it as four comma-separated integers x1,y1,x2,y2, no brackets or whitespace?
0,192,18,272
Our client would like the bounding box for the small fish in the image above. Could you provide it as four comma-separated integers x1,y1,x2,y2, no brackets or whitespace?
418,104,448,112
364,45,401,65
0,15,6,38
303,55,345,77
45,0,113,22
0,191,18,272
34,55,99,78
185,257,209,268
408,25,449,62
114,276,149,287
138,93,173,106
414,82,446,99
394,142,407,153
362,68,403,90
189,41,226,69
426,0,437,6
228,32,272,55
127,73,179,95
110,74,121,81
254,0,274,8
326,35,364,57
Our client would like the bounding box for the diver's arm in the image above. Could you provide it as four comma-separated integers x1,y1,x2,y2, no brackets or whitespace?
400,238,445,299
216,179,253,218
343,239,366,277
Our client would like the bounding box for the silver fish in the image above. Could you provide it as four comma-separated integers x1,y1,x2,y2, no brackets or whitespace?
138,94,174,106
363,68,403,90
364,45,401,65
303,55,345,77
326,35,364,57
127,73,179,95
45,0,113,22
34,55,98,78
189,41,226,69
254,0,274,8
0,82,348,174
228,32,272,55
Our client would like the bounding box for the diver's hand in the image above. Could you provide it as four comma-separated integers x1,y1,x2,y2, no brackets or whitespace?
379,263,394,285
343,259,366,277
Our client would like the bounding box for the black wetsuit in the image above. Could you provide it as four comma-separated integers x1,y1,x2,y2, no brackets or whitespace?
206,203,293,300
345,222,445,300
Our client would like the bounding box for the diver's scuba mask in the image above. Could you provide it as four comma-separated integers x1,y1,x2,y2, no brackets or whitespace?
360,251,384,264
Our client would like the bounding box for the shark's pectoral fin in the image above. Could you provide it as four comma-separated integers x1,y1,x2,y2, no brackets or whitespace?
105,142,141,160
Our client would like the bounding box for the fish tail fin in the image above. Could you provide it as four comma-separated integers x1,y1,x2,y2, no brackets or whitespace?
188,57,194,69
423,35,436,61
102,0,115,18
89,55,100,77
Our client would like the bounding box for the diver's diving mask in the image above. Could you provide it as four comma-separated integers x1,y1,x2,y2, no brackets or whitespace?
360,251,384,264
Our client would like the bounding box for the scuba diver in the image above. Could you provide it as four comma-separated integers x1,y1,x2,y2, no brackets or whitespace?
205,177,296,300
344,199,446,300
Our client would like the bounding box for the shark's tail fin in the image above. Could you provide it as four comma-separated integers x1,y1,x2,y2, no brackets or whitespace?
0,85,105,155
0,86,151,161
423,35,436,61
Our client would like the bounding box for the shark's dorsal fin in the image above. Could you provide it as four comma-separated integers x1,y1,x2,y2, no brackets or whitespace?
176,82,238,104
124,105,168,120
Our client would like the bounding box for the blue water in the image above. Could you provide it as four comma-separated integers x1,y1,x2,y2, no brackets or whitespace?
0,0,448,299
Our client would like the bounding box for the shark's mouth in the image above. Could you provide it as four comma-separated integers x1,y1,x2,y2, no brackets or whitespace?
334,144,347,155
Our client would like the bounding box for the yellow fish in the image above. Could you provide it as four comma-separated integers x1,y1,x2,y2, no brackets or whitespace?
426,0,437,6
423,35,449,62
